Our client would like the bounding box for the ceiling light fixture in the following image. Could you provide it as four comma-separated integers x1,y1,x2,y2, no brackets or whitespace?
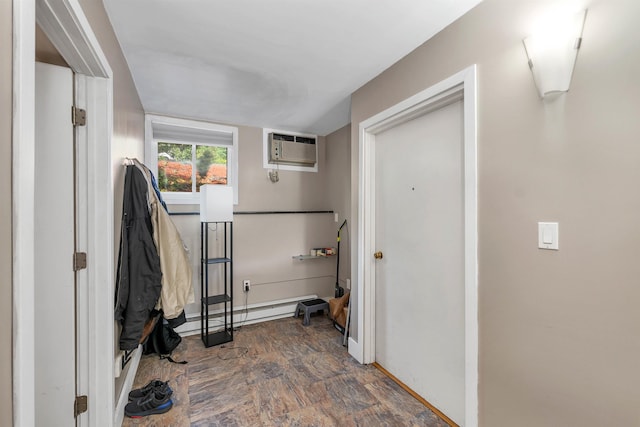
523,10,587,98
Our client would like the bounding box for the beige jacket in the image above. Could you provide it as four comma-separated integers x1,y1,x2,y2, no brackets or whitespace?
133,159,194,319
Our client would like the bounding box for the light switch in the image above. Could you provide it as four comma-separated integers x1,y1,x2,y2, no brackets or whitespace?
538,222,559,250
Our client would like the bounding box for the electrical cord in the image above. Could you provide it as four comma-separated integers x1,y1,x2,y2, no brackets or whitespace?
233,288,250,330
201,318,225,328
340,220,351,289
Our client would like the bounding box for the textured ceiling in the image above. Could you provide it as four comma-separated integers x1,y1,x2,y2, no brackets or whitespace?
104,0,481,135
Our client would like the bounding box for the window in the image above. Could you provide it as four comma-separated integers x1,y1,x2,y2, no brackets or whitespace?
156,142,227,192
145,115,238,204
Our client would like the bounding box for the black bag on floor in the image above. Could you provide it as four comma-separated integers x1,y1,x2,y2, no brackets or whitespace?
143,313,187,364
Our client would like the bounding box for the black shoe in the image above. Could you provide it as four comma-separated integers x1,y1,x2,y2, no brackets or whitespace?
125,386,173,418
128,379,171,401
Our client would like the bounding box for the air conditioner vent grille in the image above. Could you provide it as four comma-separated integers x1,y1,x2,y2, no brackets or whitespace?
295,136,315,144
268,132,317,166
271,133,295,142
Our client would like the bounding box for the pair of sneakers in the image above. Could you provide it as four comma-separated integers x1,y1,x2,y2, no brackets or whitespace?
125,379,174,418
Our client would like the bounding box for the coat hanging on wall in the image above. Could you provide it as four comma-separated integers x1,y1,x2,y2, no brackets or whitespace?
115,163,163,351
115,159,194,351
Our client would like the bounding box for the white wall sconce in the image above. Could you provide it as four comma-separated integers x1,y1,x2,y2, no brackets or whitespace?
523,10,587,98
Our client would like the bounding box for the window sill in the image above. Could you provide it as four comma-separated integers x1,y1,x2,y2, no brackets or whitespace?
161,194,201,205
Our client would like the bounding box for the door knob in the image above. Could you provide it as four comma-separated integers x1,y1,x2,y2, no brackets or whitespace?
374,251,383,259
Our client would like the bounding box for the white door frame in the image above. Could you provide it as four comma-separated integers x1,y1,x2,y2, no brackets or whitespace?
13,0,114,425
354,65,478,426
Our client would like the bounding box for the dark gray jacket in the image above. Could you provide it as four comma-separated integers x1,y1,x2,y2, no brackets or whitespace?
114,165,163,351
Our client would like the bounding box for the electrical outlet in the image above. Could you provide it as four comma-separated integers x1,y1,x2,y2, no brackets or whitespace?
243,280,250,292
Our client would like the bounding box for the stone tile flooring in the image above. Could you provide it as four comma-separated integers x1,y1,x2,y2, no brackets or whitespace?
122,316,449,426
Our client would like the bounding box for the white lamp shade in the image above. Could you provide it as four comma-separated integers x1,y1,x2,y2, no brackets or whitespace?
523,10,587,97
200,185,233,222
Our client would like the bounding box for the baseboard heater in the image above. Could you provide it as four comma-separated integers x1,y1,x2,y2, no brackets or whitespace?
174,294,324,337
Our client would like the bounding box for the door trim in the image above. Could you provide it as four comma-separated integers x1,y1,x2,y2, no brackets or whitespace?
354,65,477,426
13,0,114,425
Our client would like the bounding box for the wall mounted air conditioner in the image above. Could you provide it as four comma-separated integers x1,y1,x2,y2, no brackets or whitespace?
268,132,317,166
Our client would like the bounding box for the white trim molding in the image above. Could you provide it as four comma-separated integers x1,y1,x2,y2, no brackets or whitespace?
144,114,240,205
14,0,115,425
35,0,110,77
175,294,322,336
355,65,478,427
12,1,36,425
113,346,142,427
79,74,115,427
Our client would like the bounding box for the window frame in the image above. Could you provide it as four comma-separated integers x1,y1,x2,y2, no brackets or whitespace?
145,114,239,205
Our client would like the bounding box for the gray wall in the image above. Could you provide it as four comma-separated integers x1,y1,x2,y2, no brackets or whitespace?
169,125,337,316
350,0,640,425
326,124,352,291
78,0,146,232
35,24,68,67
1,0,13,424
232,127,335,304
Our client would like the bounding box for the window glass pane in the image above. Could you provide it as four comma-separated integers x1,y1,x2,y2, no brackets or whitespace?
157,142,193,192
196,145,227,191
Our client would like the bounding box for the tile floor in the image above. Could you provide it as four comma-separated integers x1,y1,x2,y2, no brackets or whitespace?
122,315,449,426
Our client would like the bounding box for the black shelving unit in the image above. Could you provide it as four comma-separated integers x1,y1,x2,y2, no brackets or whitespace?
200,221,233,347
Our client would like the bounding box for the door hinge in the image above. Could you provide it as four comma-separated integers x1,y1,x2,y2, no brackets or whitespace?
72,106,86,126
73,252,87,271
74,395,88,417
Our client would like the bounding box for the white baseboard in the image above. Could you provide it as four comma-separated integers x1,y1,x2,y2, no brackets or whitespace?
348,337,363,364
114,346,142,427
174,294,327,337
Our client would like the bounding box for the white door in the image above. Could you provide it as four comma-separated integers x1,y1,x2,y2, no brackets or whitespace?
34,62,77,426
374,99,465,425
